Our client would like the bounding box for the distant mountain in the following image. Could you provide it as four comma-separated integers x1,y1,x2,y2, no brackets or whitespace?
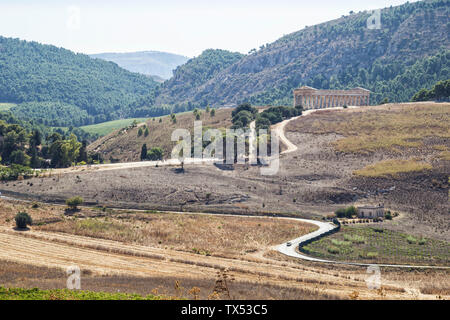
90,51,190,79
155,0,449,108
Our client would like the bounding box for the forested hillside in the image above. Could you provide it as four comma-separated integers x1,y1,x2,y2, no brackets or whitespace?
152,49,244,111
165,0,449,107
0,36,159,125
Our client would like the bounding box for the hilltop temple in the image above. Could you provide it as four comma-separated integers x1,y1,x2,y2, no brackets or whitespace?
293,86,371,109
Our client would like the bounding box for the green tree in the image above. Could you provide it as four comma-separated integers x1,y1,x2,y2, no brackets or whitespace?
66,196,83,210
147,147,163,161
15,212,32,229
140,144,148,161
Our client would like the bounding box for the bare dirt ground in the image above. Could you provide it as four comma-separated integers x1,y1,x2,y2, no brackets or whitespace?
0,222,447,300
2,104,447,240
0,103,448,299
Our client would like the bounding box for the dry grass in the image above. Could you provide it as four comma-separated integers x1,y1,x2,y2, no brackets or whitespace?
353,159,432,178
0,199,316,258
40,213,316,257
0,259,341,300
88,108,233,162
288,103,450,154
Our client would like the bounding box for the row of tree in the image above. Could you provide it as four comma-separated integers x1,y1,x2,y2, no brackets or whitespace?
412,79,450,102
0,119,102,175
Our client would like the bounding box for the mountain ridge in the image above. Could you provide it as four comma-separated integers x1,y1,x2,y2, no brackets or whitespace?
90,51,189,80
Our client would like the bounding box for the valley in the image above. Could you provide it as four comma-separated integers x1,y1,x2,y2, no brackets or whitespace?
0,0,448,302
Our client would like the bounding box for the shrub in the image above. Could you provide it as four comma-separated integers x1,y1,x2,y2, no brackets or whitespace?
327,246,340,254
66,196,83,210
344,234,366,244
406,235,417,244
147,147,163,161
15,212,32,229
418,238,427,245
335,208,347,218
331,239,351,246
345,206,357,218
366,252,378,259
335,206,357,218
0,164,34,181
385,211,392,220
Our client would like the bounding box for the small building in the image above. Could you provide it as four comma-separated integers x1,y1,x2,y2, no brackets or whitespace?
357,204,384,219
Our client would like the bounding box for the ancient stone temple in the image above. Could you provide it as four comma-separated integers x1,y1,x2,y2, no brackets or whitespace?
293,86,371,109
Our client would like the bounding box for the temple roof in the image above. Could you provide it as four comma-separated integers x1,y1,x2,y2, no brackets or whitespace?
353,87,371,92
295,86,317,90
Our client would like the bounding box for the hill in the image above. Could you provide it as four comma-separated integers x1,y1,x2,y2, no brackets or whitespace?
0,36,159,125
160,0,449,108
90,51,189,80
151,49,245,110
88,108,233,162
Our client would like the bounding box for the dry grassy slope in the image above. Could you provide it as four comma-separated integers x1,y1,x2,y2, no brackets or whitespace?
88,108,233,162
285,102,450,239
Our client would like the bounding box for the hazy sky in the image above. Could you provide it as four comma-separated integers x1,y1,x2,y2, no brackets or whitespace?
0,0,415,57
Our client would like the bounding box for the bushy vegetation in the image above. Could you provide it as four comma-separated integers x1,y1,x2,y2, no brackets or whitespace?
302,226,450,266
335,206,357,218
412,79,450,102
255,105,302,131
11,102,92,127
0,287,163,300
14,212,32,229
0,164,35,181
141,144,163,161
66,196,83,210
231,103,258,129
